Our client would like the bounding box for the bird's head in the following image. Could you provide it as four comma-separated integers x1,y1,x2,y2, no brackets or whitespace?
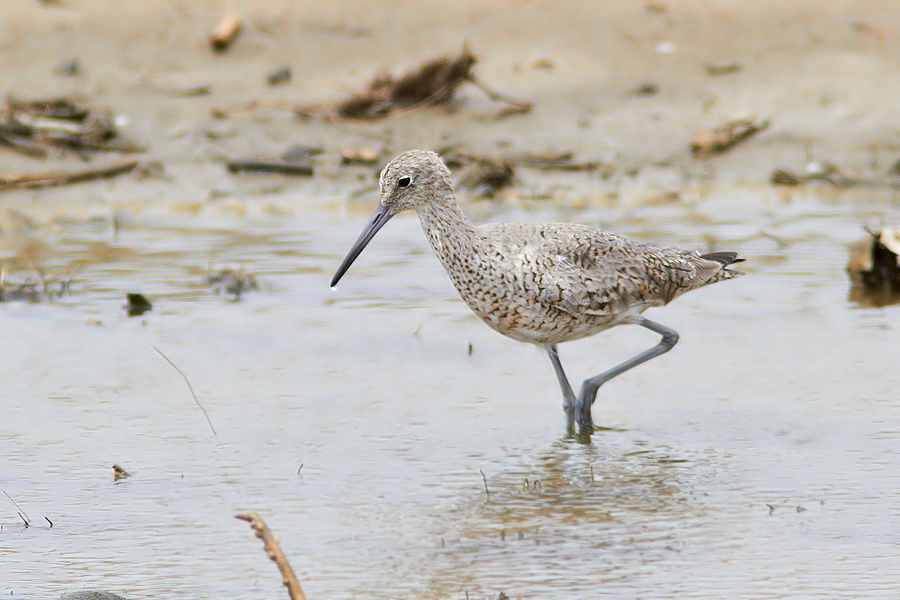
331,150,452,288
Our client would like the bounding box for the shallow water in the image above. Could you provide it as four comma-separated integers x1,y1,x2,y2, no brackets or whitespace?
2,189,899,599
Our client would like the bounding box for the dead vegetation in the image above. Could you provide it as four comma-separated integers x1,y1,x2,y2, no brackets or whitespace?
690,118,769,158
771,162,900,189
440,147,614,197
0,97,143,157
112,464,131,481
295,47,531,120
0,266,76,302
208,268,258,299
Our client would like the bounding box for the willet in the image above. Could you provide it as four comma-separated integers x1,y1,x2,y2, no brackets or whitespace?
331,150,744,432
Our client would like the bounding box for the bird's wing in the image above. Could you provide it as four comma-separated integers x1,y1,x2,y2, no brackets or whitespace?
542,228,703,316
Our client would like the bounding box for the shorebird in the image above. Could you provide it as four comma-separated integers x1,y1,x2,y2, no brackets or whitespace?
331,150,744,432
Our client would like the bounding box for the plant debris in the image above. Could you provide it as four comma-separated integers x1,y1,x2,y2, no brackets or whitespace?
512,151,615,174
439,147,614,195
112,464,131,481
125,292,152,316
0,160,139,191
441,148,514,196
630,83,659,97
847,227,900,299
208,268,258,299
210,14,242,53
282,145,324,163
0,97,143,157
456,157,515,197
296,47,531,120
771,163,847,186
769,162,900,188
690,118,769,158
0,267,74,302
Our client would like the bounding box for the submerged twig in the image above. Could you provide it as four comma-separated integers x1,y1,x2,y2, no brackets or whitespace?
236,512,306,600
480,469,490,501
152,346,216,436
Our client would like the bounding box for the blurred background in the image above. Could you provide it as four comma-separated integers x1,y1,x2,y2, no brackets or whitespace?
2,1,899,599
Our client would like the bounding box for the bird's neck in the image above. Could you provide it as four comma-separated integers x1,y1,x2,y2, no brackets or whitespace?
416,191,479,267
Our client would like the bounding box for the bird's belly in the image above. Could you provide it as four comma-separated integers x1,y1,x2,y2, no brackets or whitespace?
468,300,611,345
466,295,654,345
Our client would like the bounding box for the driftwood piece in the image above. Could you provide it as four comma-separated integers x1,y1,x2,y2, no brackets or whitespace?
0,160,138,191
236,512,306,600
690,118,769,157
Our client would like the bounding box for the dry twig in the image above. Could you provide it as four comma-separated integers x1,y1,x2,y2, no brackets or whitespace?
152,346,216,436
236,512,306,600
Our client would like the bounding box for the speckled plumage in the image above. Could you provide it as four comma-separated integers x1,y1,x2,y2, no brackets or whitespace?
333,149,744,431
384,150,742,345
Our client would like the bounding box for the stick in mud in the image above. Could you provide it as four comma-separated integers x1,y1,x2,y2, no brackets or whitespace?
226,159,313,176
0,161,139,192
480,469,490,501
236,512,307,600
152,346,216,436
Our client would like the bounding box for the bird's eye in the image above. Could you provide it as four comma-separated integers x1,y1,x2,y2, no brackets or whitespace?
397,176,411,188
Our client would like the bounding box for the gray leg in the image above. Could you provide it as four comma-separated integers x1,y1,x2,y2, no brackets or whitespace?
545,344,577,429
576,317,679,431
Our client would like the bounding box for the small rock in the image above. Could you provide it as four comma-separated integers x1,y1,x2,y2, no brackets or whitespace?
126,292,152,316
55,58,79,76
267,66,291,86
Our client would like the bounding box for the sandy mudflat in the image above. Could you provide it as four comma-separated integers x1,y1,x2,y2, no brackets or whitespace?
2,0,899,217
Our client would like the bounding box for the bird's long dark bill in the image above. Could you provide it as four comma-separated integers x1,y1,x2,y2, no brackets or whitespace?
331,203,394,287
